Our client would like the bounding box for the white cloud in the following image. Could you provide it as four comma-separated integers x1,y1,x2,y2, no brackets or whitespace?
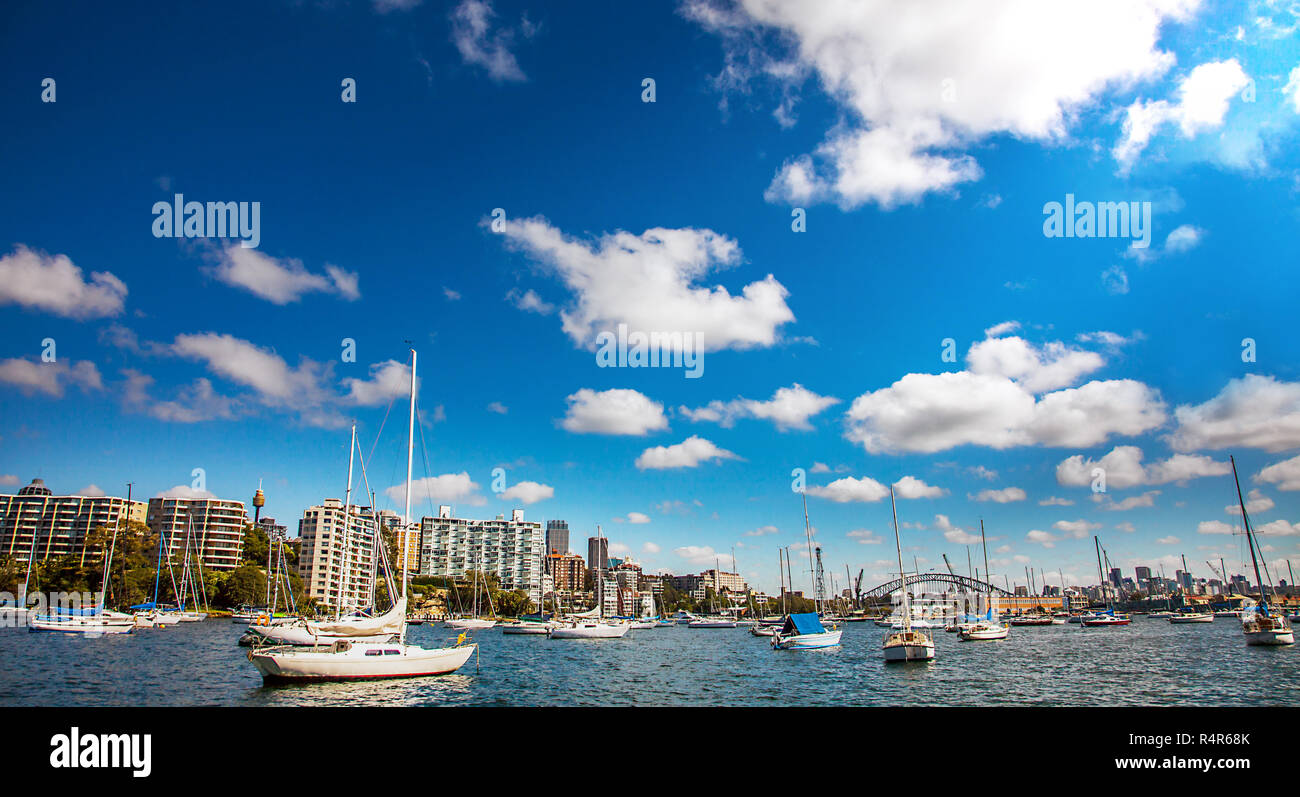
1052,519,1101,539
1257,454,1300,491
805,476,889,503
1155,535,1180,544
450,0,531,82
0,475,19,486
635,436,739,470
1039,496,1075,506
155,484,218,499
1226,488,1274,516
388,472,485,506
1094,489,1161,511
1114,59,1250,170
1284,65,1300,113
984,321,1021,338
443,287,461,301
972,486,1027,503
642,541,662,554
1197,519,1234,535
892,476,947,499
1254,519,1300,537
1026,529,1058,547
625,512,651,524
342,360,412,406
487,401,508,415
809,462,831,474
1171,376,1300,453
847,528,883,544
967,336,1104,392
500,481,553,505
76,484,106,497
0,245,127,319
210,245,359,304
687,0,1193,208
933,514,981,545
1056,446,1229,488
560,388,669,436
681,383,838,431
0,358,102,398
845,371,1165,454
744,525,779,536
506,288,555,315
122,369,238,423
1163,224,1205,254
674,545,720,566
1101,265,1129,295
494,216,795,352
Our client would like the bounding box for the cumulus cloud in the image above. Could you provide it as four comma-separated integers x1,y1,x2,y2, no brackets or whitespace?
1170,375,1300,452
744,525,779,536
209,245,359,304
933,514,981,545
805,476,889,503
506,288,555,315
966,336,1104,393
342,360,413,406
635,436,739,470
121,369,238,423
1039,496,1075,506
892,476,947,499
1055,446,1229,488
972,487,1027,503
388,472,486,506
0,245,127,319
1257,454,1300,491
1093,489,1161,511
847,528,883,544
681,383,839,431
1026,529,1058,547
675,544,721,566
560,388,669,436
1052,519,1101,539
493,216,795,351
686,0,1193,208
625,512,651,524
155,485,218,499
500,481,554,505
1114,59,1251,171
1226,488,1274,516
0,358,102,398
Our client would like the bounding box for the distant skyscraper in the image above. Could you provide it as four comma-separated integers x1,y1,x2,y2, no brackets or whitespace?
587,535,608,573
1109,567,1122,588
546,519,569,555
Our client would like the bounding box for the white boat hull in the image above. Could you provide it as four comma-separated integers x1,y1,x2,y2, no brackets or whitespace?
882,630,936,662
688,620,737,628
245,622,398,647
627,621,657,629
1169,614,1214,624
959,624,1009,641
443,618,497,630
548,623,630,639
29,612,135,635
249,640,476,682
501,622,551,635
772,629,842,650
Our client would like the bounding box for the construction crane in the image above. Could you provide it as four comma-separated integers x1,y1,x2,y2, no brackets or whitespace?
942,553,956,577
1206,560,1230,595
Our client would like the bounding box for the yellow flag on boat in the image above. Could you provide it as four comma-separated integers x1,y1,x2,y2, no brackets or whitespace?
456,632,468,646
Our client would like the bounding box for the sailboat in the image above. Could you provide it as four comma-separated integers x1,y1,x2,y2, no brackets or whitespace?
549,537,630,639
444,548,498,629
1081,536,1131,627
959,520,1009,641
247,347,478,681
689,559,738,628
1231,456,1294,646
2,528,39,624
752,548,787,638
772,493,841,650
29,519,134,635
882,486,935,662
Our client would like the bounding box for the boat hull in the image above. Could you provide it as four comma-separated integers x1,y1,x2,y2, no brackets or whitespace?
772,629,842,650
501,622,551,635
443,618,496,630
959,624,1009,641
1169,614,1214,624
548,623,629,639
688,620,737,628
29,615,135,635
249,642,476,682
882,630,935,662
244,622,398,646
1245,628,1295,646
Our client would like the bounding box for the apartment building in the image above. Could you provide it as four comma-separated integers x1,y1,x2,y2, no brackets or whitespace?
297,498,379,612
147,496,248,571
0,479,146,564
418,506,544,604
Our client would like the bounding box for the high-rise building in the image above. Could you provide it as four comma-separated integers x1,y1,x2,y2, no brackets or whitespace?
1109,567,1122,588
297,499,379,611
418,506,545,604
147,496,248,571
587,535,608,574
255,516,288,541
0,479,146,565
546,519,569,555
546,551,587,592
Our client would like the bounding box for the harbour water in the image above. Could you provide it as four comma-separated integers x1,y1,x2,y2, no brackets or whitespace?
3,618,1298,707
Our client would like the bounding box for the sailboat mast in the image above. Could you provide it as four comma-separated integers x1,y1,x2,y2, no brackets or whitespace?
341,421,356,616
1231,456,1268,608
889,486,909,631
403,349,416,589
980,519,992,615
801,490,816,614
1094,536,1107,609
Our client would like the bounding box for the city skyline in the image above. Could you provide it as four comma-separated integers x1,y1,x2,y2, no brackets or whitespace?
3,0,1300,598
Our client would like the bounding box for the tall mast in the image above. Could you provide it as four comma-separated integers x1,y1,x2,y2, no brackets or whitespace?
1094,536,1107,609
980,519,992,615
890,486,909,631
779,548,786,617
1231,456,1268,609
341,421,356,616
403,349,416,582
801,490,816,614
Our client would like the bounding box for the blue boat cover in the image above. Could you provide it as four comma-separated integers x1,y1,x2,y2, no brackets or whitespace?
782,613,826,635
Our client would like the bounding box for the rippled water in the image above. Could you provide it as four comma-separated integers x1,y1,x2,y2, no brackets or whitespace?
2,618,1299,707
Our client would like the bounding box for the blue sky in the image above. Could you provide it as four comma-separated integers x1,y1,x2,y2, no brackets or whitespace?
3,0,1300,596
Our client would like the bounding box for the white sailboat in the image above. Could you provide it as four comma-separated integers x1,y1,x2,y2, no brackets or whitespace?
549,547,629,639
444,547,497,629
882,486,935,662
29,520,134,635
1231,456,1295,646
2,528,39,624
958,520,1009,642
248,347,477,681
772,493,841,650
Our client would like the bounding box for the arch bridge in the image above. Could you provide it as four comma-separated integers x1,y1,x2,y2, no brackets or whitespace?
861,572,1012,600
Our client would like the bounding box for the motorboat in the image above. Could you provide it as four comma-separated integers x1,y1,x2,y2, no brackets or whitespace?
443,617,497,630
771,612,841,650
548,621,630,639
688,617,737,628
502,620,552,635
959,622,1009,641
1169,612,1214,624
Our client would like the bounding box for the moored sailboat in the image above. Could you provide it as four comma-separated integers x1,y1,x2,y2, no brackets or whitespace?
882,486,935,662
1230,456,1294,646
